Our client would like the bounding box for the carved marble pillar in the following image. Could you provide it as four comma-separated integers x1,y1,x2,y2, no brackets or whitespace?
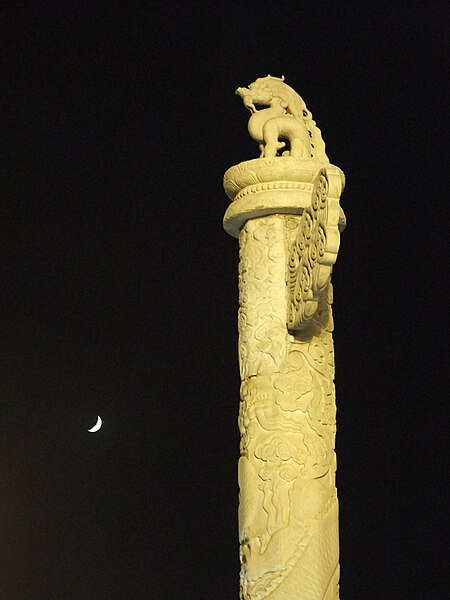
223,77,346,599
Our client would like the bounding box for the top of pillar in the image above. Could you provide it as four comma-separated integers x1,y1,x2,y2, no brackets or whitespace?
223,75,345,237
234,75,329,163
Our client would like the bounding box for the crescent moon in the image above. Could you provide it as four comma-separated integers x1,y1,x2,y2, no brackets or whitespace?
88,415,102,433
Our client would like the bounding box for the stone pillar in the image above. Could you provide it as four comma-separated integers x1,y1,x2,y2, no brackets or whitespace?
223,77,345,599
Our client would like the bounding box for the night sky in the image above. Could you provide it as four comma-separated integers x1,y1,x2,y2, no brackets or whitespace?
1,3,448,599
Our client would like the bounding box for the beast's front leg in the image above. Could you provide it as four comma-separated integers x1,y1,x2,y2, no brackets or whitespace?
263,122,286,157
263,138,286,157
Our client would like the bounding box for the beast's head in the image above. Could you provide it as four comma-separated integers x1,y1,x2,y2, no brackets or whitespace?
236,75,284,112
236,75,284,113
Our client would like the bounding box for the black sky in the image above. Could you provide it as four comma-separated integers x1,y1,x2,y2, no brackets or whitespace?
1,2,448,599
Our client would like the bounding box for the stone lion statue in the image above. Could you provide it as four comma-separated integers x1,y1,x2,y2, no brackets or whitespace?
236,75,328,162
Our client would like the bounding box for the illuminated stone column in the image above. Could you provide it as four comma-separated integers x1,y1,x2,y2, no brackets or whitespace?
223,76,346,599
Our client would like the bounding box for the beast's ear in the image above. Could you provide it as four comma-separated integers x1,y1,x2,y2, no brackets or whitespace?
280,99,288,109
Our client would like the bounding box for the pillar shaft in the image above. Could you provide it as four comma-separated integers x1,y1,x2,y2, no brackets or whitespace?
237,213,339,599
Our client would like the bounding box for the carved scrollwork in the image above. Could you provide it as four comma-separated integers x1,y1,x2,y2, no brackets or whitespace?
287,170,341,332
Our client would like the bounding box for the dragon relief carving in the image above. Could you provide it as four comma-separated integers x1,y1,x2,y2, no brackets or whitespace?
236,75,328,162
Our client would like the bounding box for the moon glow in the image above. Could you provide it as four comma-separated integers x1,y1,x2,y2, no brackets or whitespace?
88,415,102,433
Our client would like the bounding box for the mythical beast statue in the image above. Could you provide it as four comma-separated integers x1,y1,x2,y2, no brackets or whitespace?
236,75,328,162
